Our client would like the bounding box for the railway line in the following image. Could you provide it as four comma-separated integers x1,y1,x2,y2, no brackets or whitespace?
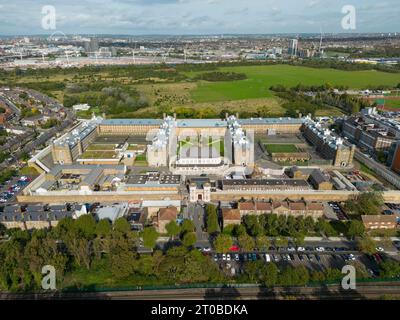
1,282,400,300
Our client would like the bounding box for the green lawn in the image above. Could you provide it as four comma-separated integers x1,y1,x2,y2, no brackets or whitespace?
80,151,118,159
188,65,400,103
265,144,298,154
380,98,400,109
87,144,116,151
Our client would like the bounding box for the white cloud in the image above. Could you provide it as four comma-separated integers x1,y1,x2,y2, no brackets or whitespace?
0,0,398,35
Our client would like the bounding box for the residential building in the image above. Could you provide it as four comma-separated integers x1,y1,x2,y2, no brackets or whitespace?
361,215,397,230
154,206,178,234
222,208,241,228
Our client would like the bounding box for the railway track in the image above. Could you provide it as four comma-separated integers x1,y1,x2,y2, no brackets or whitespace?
1,282,400,300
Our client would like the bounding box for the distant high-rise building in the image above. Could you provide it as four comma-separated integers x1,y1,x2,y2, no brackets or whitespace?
288,39,298,56
85,38,99,54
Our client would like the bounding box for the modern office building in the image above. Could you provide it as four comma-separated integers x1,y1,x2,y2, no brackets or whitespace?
288,39,299,56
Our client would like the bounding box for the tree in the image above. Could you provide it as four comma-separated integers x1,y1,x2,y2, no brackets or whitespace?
182,232,197,248
315,218,336,237
75,214,97,239
255,235,270,251
206,205,220,234
310,271,326,283
181,219,195,234
232,224,247,237
357,236,377,255
243,261,263,282
113,217,131,235
243,215,264,237
142,227,159,249
344,192,384,216
238,234,255,252
275,237,289,248
347,220,365,239
263,262,279,287
325,268,343,282
165,221,181,239
292,233,305,247
379,260,400,278
213,234,233,253
96,219,111,238
222,224,235,236
109,239,136,279
20,152,30,162
0,223,6,236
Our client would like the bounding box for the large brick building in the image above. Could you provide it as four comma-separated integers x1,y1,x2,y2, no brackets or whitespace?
238,200,324,219
302,119,355,167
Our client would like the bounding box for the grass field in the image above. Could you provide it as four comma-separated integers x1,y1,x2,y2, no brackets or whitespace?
80,151,118,159
134,154,148,166
381,99,400,109
188,65,400,103
87,144,116,151
265,144,298,154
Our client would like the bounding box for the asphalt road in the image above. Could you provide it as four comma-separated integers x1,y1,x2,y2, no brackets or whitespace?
186,203,211,247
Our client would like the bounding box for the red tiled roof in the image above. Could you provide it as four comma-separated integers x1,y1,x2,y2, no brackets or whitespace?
158,206,178,221
256,202,272,211
222,209,241,221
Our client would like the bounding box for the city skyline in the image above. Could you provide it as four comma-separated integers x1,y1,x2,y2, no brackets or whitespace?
0,0,399,35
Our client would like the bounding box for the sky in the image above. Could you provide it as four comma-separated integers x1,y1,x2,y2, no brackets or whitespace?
0,0,399,35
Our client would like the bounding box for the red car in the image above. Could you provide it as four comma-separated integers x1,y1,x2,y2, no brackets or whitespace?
229,245,240,252
373,253,382,264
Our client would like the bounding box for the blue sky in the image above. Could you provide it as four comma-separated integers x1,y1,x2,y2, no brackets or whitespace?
0,0,399,35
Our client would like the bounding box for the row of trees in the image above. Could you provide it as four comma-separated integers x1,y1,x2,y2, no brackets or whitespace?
0,215,223,292
270,83,372,116
240,260,372,287
165,219,197,248
193,72,247,82
205,204,368,253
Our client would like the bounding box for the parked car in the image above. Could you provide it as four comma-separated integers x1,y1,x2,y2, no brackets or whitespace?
287,247,296,252
316,247,325,252
222,254,227,261
226,254,231,261
265,254,271,262
203,247,211,252
376,247,385,252
297,247,305,252
234,254,240,261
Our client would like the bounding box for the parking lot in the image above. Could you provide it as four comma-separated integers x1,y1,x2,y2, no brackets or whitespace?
327,201,349,221
0,175,31,204
210,246,383,278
